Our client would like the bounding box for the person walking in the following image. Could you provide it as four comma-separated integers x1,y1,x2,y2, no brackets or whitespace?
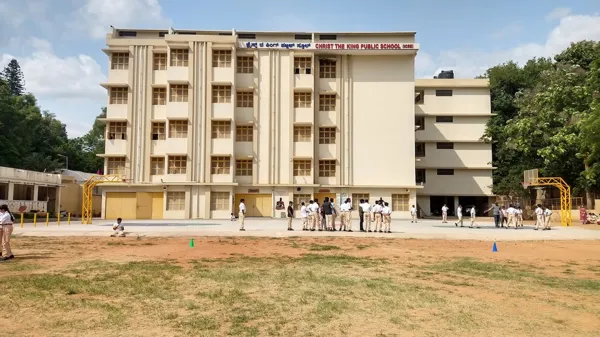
543,206,553,230
358,199,365,232
441,204,449,223
287,201,294,231
410,205,417,223
239,199,246,231
455,204,464,227
485,203,500,227
0,204,15,261
469,205,479,228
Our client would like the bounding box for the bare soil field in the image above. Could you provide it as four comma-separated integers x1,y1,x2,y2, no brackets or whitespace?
1,236,599,337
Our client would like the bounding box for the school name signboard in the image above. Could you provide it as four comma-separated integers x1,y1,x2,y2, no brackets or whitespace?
239,42,419,51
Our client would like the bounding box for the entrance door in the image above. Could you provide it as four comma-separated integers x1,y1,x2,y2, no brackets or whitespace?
235,194,272,217
314,193,336,204
151,192,164,219
136,192,153,219
105,192,137,220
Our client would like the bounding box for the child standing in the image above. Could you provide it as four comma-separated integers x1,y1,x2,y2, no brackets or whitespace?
469,206,479,228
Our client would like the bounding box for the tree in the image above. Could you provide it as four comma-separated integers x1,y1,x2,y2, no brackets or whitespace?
1,59,25,96
61,107,106,173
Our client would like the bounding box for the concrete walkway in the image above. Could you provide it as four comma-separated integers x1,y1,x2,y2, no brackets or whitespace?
11,218,600,241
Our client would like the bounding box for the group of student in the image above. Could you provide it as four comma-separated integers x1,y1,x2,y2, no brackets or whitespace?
441,202,553,230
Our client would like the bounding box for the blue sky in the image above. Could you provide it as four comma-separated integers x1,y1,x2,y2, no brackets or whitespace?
1,0,599,138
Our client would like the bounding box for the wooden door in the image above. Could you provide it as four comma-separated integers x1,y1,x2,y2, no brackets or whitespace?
105,192,136,220
136,192,153,219
151,192,164,219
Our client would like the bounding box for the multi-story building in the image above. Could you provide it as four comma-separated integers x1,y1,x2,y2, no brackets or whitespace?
99,27,493,220
413,79,494,216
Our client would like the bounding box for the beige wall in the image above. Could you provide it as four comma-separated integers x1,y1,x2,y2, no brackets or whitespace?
418,169,493,196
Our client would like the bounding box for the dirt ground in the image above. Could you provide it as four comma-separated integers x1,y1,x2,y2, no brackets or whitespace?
1,236,600,337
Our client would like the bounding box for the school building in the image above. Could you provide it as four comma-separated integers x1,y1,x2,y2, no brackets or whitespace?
99,27,493,220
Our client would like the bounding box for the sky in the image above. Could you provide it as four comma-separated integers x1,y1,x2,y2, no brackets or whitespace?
1,0,599,138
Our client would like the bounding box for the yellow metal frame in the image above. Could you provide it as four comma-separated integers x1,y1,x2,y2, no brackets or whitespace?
526,177,572,226
82,174,124,224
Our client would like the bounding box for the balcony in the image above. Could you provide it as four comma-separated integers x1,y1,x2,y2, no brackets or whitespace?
212,103,234,119
316,111,336,125
211,138,234,154
293,142,313,158
318,79,337,92
236,73,255,88
294,74,313,89
153,70,167,86
151,140,166,155
152,105,166,120
294,108,313,124
106,104,128,119
317,144,336,158
234,142,253,157
167,67,189,84
235,107,254,123
166,102,189,119
212,67,234,84
165,138,188,154
107,69,129,85
105,139,127,155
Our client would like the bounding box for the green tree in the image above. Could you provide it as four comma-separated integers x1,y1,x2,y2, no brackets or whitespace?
61,107,106,173
1,59,25,96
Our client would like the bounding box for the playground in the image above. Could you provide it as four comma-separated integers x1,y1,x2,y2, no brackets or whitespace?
1,235,599,337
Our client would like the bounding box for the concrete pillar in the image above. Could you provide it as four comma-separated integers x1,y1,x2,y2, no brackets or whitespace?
33,185,39,201
7,183,14,200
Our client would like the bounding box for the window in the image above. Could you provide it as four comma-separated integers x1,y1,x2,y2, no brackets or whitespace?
210,192,229,210
293,194,311,210
236,91,253,107
118,31,137,37
212,85,232,103
293,126,311,142
211,121,231,139
169,120,188,138
238,33,256,39
294,92,311,108
319,94,336,111
211,156,231,174
237,56,254,73
107,122,127,140
170,49,189,67
158,31,167,37
436,116,453,123
170,84,188,102
437,169,454,176
236,125,253,142
319,160,336,177
415,116,425,130
319,127,336,144
168,156,187,174
352,194,369,211
13,184,33,200
167,192,185,210
437,142,454,149
294,57,312,75
295,34,311,40
415,143,425,157
106,157,126,175
111,53,129,70
109,87,128,104
392,194,409,211
435,89,453,97
320,34,337,40
152,88,166,105
153,53,167,70
415,90,424,104
236,159,253,176
152,122,166,140
319,59,336,78
416,169,426,184
293,159,311,176
150,157,165,175
212,50,232,67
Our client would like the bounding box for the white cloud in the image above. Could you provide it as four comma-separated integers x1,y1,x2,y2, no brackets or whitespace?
546,7,572,21
491,24,523,40
76,0,171,39
417,13,600,79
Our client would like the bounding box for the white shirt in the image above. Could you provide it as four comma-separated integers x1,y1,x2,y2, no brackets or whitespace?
507,207,516,215
360,202,371,213
373,204,383,213
516,209,522,215
309,203,319,214
239,202,246,213
300,205,308,218
382,206,391,215
470,207,476,217
410,207,416,215
535,207,544,216
340,202,351,212
442,206,448,213
457,207,463,217
0,212,13,224
544,209,552,216
113,222,124,230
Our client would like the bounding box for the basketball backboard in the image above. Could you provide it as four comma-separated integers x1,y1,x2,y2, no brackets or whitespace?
523,169,539,189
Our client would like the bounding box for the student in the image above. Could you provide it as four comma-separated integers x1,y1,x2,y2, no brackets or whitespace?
441,204,449,223
485,203,500,227
369,201,376,232
501,206,507,227
455,204,464,227
287,201,294,231
0,204,15,261
534,204,544,230
111,217,125,237
361,200,372,232
373,201,383,232
516,206,524,227
382,202,392,233
322,197,333,231
339,198,350,231
314,199,322,231
330,200,337,231
410,205,417,223
239,199,246,231
308,200,319,231
300,202,308,231
505,204,517,229
469,206,479,228
358,199,365,232
543,206,553,230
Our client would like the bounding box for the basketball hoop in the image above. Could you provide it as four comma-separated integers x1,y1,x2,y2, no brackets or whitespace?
522,182,529,189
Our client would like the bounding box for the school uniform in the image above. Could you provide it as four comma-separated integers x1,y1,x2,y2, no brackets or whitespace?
544,208,552,229
373,204,383,231
455,206,464,227
309,203,319,230
323,201,334,231
534,206,544,230
358,203,365,231
111,222,125,237
516,209,523,227
239,202,246,230
287,205,294,230
300,205,308,230
506,206,517,228
410,206,417,223
382,205,392,232
340,202,352,231
0,211,14,259
361,202,372,232
441,206,449,223
469,207,478,228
